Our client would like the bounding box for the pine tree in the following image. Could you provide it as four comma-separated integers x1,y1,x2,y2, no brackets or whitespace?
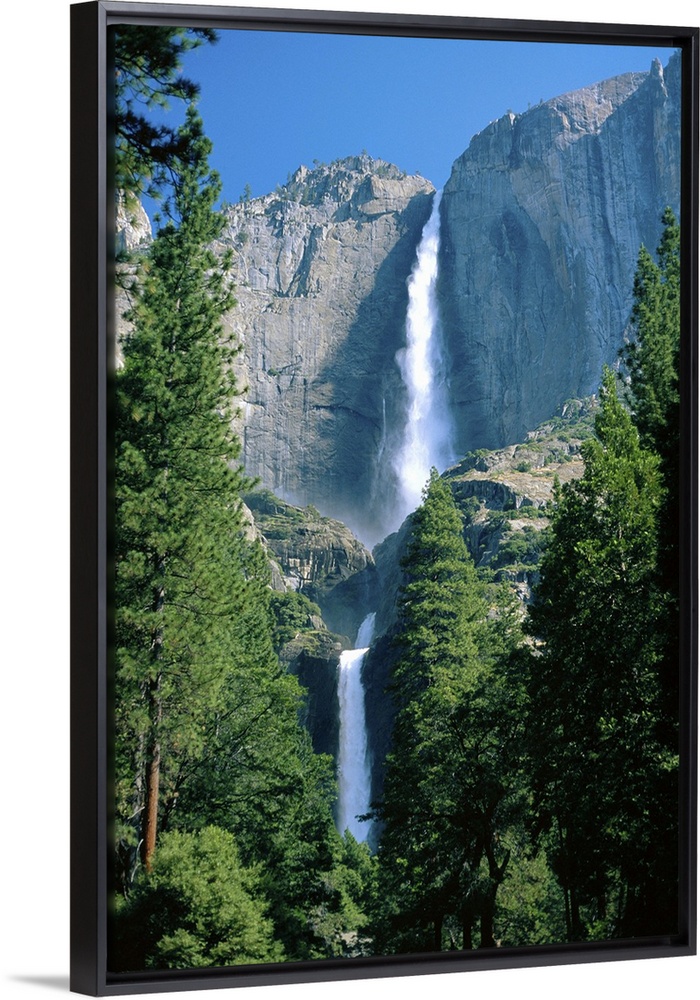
113,24,218,201
113,105,368,965
372,470,524,952
619,208,681,741
526,368,675,938
621,207,680,470
114,106,248,881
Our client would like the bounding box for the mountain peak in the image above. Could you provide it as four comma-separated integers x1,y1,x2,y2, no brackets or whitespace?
275,153,434,210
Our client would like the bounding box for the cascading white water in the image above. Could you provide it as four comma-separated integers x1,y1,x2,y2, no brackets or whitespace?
336,612,375,841
393,190,455,524
336,193,454,845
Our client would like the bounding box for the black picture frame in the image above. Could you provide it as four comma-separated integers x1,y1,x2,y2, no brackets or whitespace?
70,2,699,995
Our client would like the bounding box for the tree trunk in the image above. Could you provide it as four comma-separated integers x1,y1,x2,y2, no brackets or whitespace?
570,889,584,940
479,841,510,947
140,732,161,871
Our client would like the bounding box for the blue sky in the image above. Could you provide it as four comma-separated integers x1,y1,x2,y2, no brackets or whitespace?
148,29,678,203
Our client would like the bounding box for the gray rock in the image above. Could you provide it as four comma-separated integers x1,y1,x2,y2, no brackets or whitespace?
115,190,151,253
439,55,681,455
220,156,436,547
244,488,379,639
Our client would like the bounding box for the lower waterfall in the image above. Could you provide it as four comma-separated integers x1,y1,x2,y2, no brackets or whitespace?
336,613,376,841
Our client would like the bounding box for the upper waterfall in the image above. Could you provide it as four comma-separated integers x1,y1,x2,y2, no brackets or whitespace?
392,190,455,527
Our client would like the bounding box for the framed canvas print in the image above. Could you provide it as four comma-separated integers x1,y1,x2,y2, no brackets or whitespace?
70,1,698,995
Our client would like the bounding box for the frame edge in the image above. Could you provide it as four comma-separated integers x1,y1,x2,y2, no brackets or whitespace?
71,1,110,995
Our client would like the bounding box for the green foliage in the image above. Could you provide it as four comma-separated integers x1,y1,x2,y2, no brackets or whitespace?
525,367,676,939
371,470,527,952
505,504,548,520
392,470,484,701
113,25,218,201
269,590,323,649
250,741,370,960
302,832,378,957
619,208,681,739
114,106,249,886
494,830,567,946
491,524,549,571
620,207,680,466
461,495,481,519
485,509,508,531
113,827,283,970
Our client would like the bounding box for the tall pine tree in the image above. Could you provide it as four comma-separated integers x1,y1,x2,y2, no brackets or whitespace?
112,101,370,968
526,368,675,939
372,470,524,952
114,106,250,880
619,208,681,742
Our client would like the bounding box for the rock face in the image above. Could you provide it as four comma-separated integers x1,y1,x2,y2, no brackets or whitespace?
244,488,379,641
218,59,680,545
220,156,436,547
280,632,343,761
439,55,681,455
244,488,379,772
115,190,152,253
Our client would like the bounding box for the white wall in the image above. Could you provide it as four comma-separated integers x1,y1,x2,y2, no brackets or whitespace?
2,2,696,998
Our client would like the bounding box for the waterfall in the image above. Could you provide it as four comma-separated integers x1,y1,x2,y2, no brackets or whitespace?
336,612,375,841
376,396,387,464
392,190,454,524
336,192,454,846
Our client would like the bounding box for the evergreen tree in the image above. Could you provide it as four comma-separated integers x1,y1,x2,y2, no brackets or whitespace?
621,207,680,471
619,208,681,739
113,826,283,970
114,106,248,881
372,470,525,952
113,102,370,965
526,368,676,938
113,25,218,201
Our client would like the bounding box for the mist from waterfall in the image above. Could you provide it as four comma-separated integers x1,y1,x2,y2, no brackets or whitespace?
336,613,375,842
392,190,455,527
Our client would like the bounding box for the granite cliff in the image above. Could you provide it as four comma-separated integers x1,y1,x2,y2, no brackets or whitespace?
218,155,435,546
439,54,681,453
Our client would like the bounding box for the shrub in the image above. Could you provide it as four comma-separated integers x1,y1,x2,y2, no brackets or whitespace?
113,827,283,970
